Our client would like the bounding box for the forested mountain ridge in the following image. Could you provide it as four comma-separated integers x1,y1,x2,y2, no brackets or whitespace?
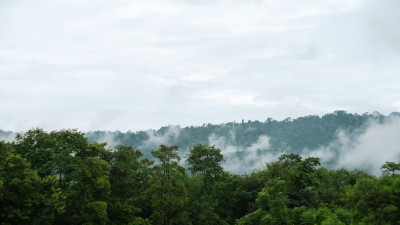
1,111,400,174
1,127,399,224
87,110,384,151
84,111,400,173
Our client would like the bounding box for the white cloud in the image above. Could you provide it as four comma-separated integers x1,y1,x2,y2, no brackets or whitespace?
302,117,400,175
0,0,399,131
181,74,215,82
209,133,278,173
197,91,277,107
0,132,16,143
335,118,400,174
205,116,400,174
392,102,400,110
140,125,181,150
108,1,184,19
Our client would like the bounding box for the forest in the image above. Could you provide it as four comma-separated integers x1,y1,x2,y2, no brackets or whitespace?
85,111,389,154
83,111,400,173
1,125,399,225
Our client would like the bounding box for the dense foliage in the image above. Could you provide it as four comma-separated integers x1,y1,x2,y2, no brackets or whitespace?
83,111,396,154
1,128,399,224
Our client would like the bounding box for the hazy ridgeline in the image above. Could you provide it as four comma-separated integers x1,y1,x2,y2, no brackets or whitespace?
1,111,400,225
84,111,400,174
2,111,400,174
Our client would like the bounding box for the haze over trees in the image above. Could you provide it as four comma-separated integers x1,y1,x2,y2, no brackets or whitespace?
82,111,400,173
1,111,400,224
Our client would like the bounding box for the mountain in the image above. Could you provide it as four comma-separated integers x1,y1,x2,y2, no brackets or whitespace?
85,111,400,173
2,110,399,173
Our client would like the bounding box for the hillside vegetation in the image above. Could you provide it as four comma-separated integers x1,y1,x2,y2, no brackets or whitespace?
1,111,400,224
85,111,400,173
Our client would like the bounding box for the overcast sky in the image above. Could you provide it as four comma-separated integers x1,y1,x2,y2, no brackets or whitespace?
1,0,400,132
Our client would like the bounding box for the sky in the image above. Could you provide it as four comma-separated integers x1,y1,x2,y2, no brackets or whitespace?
1,0,400,132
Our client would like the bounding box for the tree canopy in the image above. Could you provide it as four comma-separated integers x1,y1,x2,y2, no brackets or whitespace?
1,128,399,225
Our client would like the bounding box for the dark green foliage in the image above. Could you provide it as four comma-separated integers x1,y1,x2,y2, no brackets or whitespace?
187,144,223,177
2,125,400,225
85,111,387,160
84,201,108,225
187,144,224,189
0,142,65,225
264,154,320,208
108,145,153,224
381,161,400,176
346,175,400,224
186,144,228,225
149,145,190,225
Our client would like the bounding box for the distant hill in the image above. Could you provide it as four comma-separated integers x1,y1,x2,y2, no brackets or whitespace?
2,111,400,173
85,111,400,173
84,111,388,151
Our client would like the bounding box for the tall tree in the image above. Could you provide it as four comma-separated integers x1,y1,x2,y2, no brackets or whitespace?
108,145,153,224
0,142,65,225
63,142,111,225
186,144,228,225
187,144,224,188
150,145,190,225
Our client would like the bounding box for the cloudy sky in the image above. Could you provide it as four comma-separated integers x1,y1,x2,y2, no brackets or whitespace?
1,0,400,131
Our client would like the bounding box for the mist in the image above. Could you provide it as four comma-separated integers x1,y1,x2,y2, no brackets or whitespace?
57,113,400,175
322,117,400,175
0,131,16,143
208,116,400,175
139,125,181,150
95,132,121,149
209,132,280,173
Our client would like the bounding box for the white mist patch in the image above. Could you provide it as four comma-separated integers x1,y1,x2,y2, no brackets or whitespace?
209,133,278,174
208,133,237,154
96,132,120,149
247,136,270,152
336,118,400,175
0,132,16,143
303,117,400,175
140,125,181,150
208,116,400,175
303,130,352,165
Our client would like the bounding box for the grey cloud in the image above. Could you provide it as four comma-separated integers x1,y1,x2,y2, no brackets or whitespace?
95,132,120,149
139,125,181,151
0,131,16,143
207,116,400,175
1,0,399,131
209,132,279,173
361,0,400,54
331,117,400,174
299,116,400,175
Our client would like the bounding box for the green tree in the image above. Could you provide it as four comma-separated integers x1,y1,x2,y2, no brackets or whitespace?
83,201,108,225
235,179,289,225
108,145,153,224
0,142,65,225
187,144,224,183
14,129,88,181
186,175,228,225
186,144,228,224
265,154,320,208
149,145,190,225
64,142,111,225
346,174,400,225
381,161,400,176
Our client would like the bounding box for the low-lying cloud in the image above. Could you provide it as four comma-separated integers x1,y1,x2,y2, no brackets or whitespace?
95,132,121,149
139,125,181,151
316,117,400,175
208,116,400,175
209,132,279,173
0,131,16,143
